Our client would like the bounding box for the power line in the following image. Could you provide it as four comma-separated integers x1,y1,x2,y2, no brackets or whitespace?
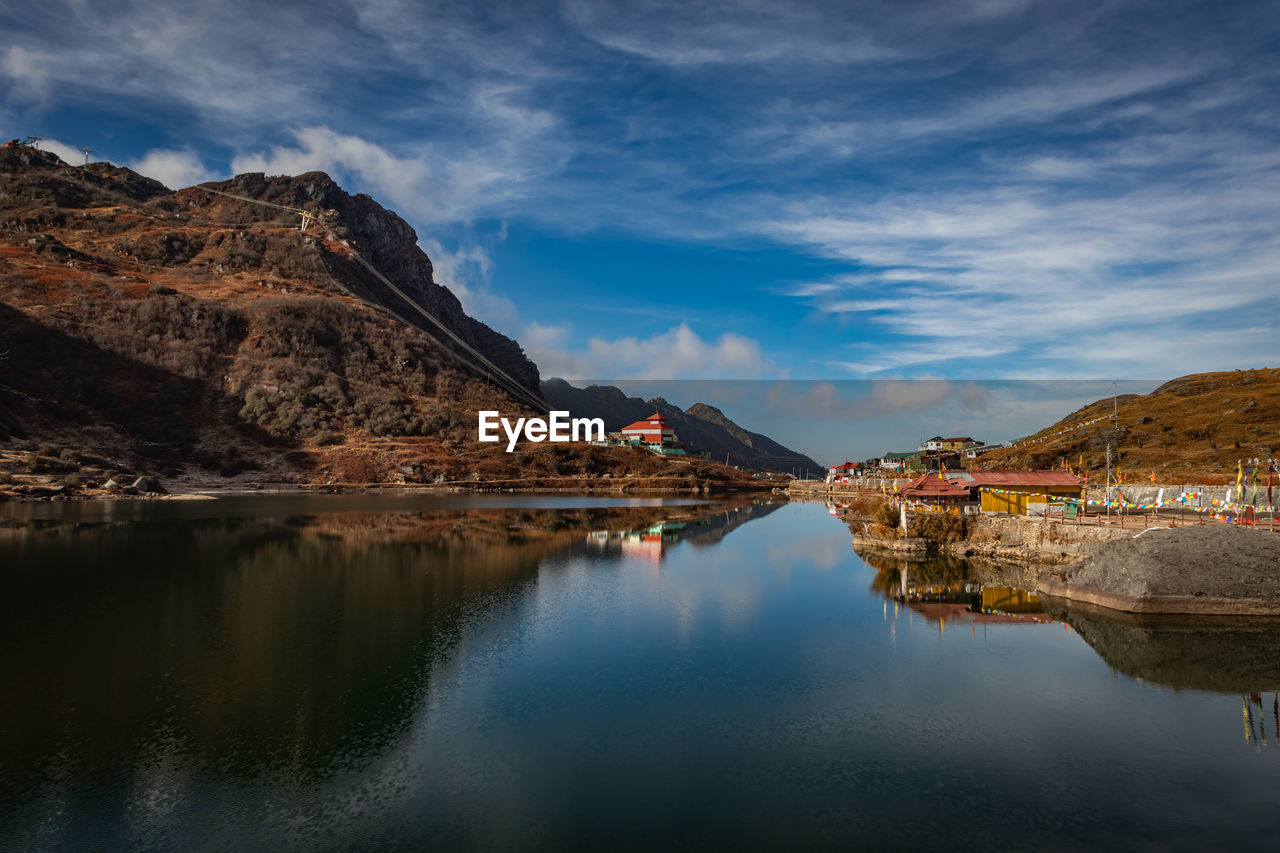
197,186,549,413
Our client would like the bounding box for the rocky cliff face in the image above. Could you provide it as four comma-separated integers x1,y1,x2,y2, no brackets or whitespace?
0,144,543,487
173,171,539,392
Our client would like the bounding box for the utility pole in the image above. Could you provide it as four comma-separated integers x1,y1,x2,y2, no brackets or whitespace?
80,147,92,166
1105,444,1112,519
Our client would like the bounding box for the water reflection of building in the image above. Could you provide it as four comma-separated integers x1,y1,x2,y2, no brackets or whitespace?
584,503,784,566
587,521,689,565
867,553,1054,627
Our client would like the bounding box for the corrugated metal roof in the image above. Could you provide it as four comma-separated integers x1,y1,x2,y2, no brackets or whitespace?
899,469,1081,493
620,412,672,433
900,473,973,497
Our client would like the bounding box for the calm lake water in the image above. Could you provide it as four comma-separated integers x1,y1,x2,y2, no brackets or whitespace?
1,495,1277,851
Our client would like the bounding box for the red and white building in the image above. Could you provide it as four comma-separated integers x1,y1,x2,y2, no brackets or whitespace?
826,461,861,484
620,412,677,445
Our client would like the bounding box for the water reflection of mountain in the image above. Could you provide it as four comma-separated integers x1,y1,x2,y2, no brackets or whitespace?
1040,597,1280,693
0,498,777,824
584,501,783,564
857,547,1051,626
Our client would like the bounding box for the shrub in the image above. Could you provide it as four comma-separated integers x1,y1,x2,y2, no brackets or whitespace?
908,512,969,543
312,429,343,446
871,500,900,528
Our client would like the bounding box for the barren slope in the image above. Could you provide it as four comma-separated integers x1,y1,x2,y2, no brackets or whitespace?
976,369,1280,483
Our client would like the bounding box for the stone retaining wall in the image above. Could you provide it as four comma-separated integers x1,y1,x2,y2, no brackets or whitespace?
965,514,1133,561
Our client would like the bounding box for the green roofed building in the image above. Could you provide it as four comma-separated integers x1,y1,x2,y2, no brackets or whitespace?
880,451,921,473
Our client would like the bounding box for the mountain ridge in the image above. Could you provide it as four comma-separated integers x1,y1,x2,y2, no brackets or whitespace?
541,378,823,476
0,144,785,493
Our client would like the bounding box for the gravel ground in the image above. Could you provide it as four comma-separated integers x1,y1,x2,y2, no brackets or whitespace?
1040,525,1280,613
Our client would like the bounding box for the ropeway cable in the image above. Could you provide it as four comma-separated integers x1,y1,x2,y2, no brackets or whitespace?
196,186,550,413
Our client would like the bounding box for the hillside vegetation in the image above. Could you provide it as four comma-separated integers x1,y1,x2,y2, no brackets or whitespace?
976,369,1280,483
541,378,824,476
0,145,765,495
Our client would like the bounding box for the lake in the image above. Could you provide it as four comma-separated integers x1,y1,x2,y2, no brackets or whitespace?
1,495,1277,850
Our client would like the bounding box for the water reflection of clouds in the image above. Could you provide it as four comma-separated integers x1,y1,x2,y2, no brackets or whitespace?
12,499,1280,849
762,534,847,573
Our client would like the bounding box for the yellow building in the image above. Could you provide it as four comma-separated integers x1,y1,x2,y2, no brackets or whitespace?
945,470,1084,515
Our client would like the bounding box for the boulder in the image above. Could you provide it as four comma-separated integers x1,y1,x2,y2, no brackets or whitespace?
131,476,166,494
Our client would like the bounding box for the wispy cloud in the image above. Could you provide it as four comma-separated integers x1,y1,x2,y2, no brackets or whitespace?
4,0,1278,382
769,158,1280,376
130,148,219,189
27,136,81,166
418,235,521,333
527,322,782,381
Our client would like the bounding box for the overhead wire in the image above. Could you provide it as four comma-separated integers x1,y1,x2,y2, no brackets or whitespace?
195,186,550,413
14,160,551,412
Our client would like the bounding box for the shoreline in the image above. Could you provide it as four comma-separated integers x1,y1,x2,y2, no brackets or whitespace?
0,476,786,503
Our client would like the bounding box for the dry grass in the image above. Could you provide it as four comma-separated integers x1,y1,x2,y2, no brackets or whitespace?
976,368,1280,484
0,154,782,494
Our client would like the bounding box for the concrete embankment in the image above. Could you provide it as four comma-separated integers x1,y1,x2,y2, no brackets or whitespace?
1039,525,1280,615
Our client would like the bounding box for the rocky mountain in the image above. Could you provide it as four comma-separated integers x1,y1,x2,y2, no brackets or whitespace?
541,378,824,477
976,368,1280,483
2,143,762,493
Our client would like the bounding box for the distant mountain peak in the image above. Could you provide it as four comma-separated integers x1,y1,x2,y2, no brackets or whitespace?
541,379,823,476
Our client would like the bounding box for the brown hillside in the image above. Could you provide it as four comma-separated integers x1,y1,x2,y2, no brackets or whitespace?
975,369,1280,484
0,144,763,495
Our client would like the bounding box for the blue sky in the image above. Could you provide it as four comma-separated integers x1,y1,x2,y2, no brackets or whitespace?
3,0,1278,458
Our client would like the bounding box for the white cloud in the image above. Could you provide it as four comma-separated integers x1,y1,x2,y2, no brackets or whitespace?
130,148,220,189
29,136,83,166
418,236,520,333
231,125,533,225
1,45,53,100
526,322,781,381
5,0,1278,386
764,149,1280,377
564,0,897,67
233,127,435,212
